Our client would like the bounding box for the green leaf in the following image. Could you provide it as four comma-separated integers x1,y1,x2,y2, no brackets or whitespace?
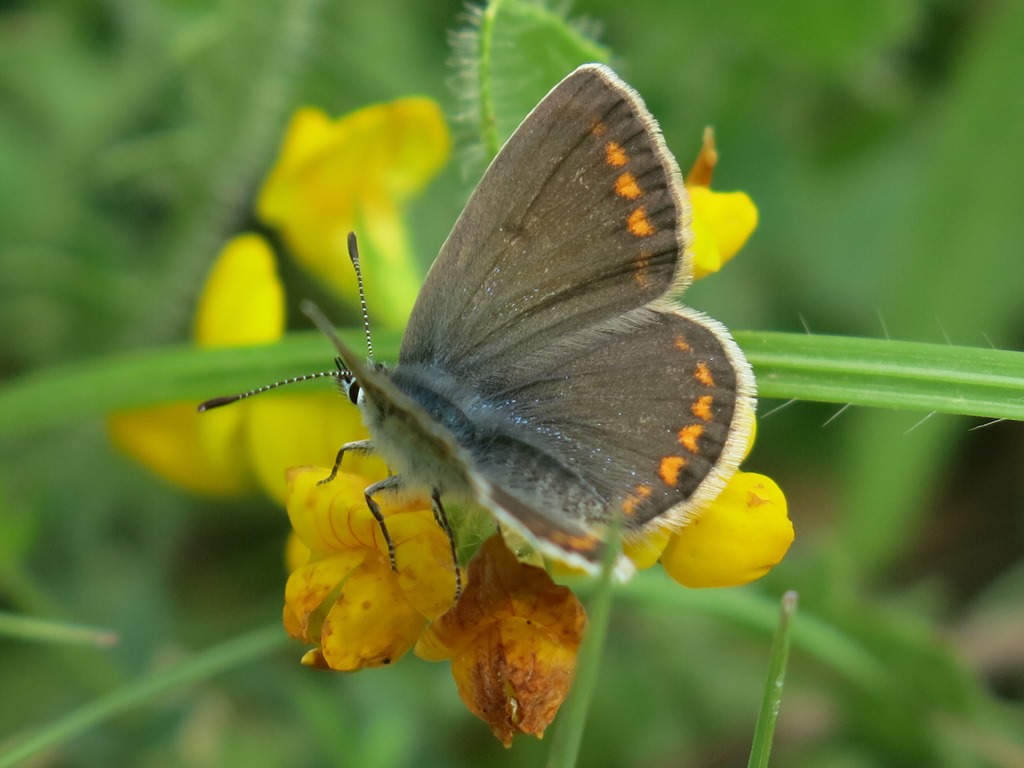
454,0,610,159
0,332,353,437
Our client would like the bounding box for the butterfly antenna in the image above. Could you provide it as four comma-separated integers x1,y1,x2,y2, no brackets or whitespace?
347,232,375,364
197,367,346,412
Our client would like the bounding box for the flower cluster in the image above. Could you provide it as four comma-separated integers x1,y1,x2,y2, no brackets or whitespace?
108,85,792,746
282,467,458,671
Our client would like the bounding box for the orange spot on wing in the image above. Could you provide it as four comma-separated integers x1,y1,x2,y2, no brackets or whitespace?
627,206,655,237
691,394,714,422
658,456,687,486
633,252,652,288
591,120,607,136
547,530,601,552
615,172,643,200
674,336,691,351
695,361,716,387
677,424,704,453
622,484,653,516
605,141,628,167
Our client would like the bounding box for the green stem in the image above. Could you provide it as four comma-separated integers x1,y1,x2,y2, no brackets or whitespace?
476,0,501,158
546,521,622,768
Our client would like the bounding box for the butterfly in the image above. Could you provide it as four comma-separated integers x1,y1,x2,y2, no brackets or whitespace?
205,64,755,581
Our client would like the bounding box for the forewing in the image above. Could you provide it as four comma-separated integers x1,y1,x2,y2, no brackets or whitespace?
400,64,691,383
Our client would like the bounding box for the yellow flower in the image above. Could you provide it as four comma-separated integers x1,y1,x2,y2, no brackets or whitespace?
257,99,451,329
107,235,281,496
660,472,792,588
687,127,759,279
109,98,450,501
107,234,373,504
284,466,459,671
416,535,586,747
193,233,286,347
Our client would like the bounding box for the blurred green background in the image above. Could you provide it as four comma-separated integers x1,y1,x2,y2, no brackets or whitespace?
2,0,1023,766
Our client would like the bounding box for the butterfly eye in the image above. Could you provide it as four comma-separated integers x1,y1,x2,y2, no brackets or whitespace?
347,381,361,405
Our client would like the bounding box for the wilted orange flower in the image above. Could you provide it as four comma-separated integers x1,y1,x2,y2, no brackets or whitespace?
416,535,587,746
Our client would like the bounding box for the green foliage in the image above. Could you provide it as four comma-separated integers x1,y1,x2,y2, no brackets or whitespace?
2,0,1024,766
453,0,609,158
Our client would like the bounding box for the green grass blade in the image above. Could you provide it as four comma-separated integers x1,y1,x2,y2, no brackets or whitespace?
747,591,798,768
0,625,287,768
0,611,118,648
617,576,886,693
737,332,1024,419
0,332,1021,439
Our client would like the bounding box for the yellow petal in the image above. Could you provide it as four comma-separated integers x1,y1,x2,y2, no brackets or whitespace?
320,554,427,670
660,472,793,588
284,467,379,554
107,234,283,494
246,393,386,505
256,99,450,328
690,186,758,279
283,550,365,643
623,525,672,570
106,403,254,496
194,233,285,346
743,416,758,460
388,507,461,621
268,107,337,178
689,204,723,278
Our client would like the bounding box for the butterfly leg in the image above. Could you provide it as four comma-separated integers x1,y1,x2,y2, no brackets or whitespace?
430,489,462,600
319,439,375,485
362,475,401,572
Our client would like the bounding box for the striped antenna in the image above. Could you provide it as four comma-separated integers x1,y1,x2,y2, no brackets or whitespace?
198,230,373,414
346,232,375,362
197,369,345,412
